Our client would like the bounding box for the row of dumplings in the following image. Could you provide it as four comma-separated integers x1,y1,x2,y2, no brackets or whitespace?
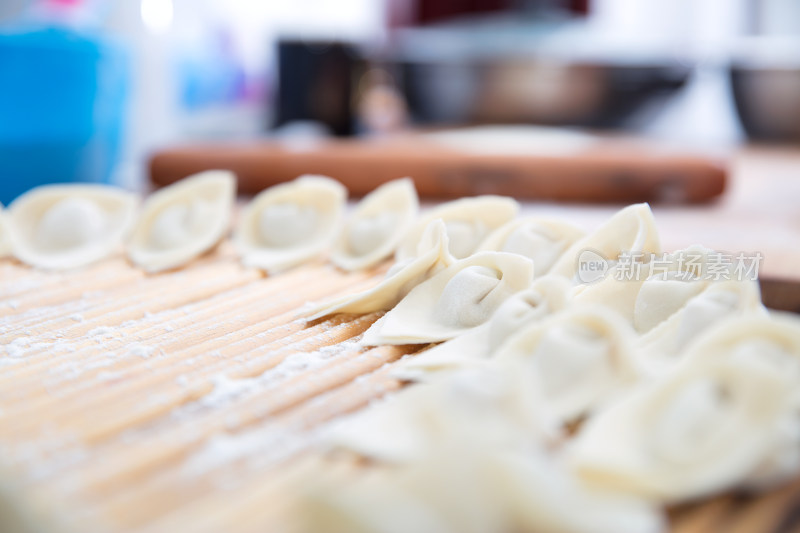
0,169,588,277
296,205,800,533
0,172,234,271
0,171,417,273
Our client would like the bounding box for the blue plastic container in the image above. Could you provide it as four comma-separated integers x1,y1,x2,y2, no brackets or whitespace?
0,23,128,205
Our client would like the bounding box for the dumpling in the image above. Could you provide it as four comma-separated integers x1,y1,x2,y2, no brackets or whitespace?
0,205,10,258
395,196,519,261
638,278,766,370
550,203,661,282
678,314,800,489
632,245,729,333
567,314,800,503
493,306,640,423
300,461,485,533
235,175,346,274
326,365,556,463
633,272,709,334
571,267,647,324
477,217,584,275
392,275,570,381
311,367,662,533
485,451,664,533
302,445,663,533
331,178,418,271
571,245,714,326
361,251,534,345
6,184,137,270
128,170,235,272
304,219,454,320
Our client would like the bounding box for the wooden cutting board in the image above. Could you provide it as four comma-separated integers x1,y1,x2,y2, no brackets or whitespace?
1,246,800,533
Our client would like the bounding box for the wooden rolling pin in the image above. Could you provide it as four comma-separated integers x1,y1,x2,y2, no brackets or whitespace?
149,134,726,203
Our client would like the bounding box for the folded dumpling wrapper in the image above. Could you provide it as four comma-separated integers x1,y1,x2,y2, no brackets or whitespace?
678,314,800,490
300,456,495,533
638,278,766,371
310,419,662,533
235,174,347,274
7,184,138,270
571,264,648,323
331,178,418,271
568,314,800,503
632,245,747,334
361,251,534,345
326,365,558,464
129,171,235,272
395,196,519,261
303,219,455,320
494,305,641,422
573,245,727,327
551,203,661,282
485,451,665,533
392,275,570,381
477,217,584,275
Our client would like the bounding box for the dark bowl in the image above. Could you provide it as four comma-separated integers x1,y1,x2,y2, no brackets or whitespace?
399,59,690,128
730,66,800,143
729,37,800,143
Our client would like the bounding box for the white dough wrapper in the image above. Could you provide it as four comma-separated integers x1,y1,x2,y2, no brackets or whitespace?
235,174,346,274
494,305,641,423
572,244,718,326
7,184,137,270
395,195,519,261
477,217,584,275
486,451,664,533
568,314,800,503
326,365,558,464
331,177,418,271
128,170,235,272
304,219,455,320
632,245,736,334
638,278,766,371
550,203,661,282
392,275,570,381
311,412,662,533
570,264,646,323
361,251,534,345
678,313,800,490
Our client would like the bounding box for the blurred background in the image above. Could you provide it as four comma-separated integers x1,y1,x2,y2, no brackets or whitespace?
1,0,799,204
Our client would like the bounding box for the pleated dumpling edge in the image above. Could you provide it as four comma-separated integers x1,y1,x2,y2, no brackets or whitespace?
362,251,534,345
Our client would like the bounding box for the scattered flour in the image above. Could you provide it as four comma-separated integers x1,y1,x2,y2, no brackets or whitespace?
96,370,123,382
128,344,155,359
181,422,327,478
87,326,116,338
3,337,30,358
201,375,258,408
